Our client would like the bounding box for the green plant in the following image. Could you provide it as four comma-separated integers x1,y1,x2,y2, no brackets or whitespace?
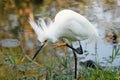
111,45,120,63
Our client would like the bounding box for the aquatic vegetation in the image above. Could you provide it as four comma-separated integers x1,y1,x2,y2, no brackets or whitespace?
0,0,120,79
0,46,119,80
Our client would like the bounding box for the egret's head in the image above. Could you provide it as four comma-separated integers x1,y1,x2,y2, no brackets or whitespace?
37,32,47,43
37,31,57,43
29,17,53,60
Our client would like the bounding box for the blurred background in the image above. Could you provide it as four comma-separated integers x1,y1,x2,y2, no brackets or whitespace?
0,0,120,79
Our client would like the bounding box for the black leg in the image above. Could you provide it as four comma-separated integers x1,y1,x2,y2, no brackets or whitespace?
76,41,83,54
66,42,83,79
66,44,78,79
71,44,77,79
66,44,81,54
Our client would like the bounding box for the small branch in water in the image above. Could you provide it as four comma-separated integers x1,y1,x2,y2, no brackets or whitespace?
21,54,41,66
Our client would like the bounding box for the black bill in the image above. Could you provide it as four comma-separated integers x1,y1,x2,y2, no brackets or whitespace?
32,40,47,60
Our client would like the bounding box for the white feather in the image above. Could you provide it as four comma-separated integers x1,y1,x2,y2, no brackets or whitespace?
38,18,47,31
29,9,99,44
29,18,44,38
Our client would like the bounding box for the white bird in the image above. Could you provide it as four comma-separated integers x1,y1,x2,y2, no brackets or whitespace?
29,9,99,79
29,9,99,60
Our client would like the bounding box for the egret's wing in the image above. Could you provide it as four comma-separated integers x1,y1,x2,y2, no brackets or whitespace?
29,18,43,37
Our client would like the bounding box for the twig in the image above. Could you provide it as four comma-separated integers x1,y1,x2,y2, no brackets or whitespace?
22,54,41,66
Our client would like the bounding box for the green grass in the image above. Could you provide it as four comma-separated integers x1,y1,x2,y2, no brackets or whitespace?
0,46,120,80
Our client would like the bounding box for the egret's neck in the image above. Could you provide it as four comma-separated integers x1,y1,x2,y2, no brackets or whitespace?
45,24,59,43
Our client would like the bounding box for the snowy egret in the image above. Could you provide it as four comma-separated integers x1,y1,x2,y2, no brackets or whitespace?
29,9,98,59
29,9,99,79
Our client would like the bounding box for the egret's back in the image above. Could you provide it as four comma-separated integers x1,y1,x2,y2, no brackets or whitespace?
53,10,99,43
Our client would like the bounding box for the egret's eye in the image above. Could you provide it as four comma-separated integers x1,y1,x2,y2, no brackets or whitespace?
44,40,47,43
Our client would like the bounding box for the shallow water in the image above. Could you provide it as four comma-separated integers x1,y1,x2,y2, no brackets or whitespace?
71,25,120,66
1,0,120,67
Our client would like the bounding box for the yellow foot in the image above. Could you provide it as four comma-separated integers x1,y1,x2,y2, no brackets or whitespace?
55,42,67,47
54,42,67,53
